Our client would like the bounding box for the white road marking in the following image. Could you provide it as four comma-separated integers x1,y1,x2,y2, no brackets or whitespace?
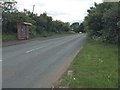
26,49,35,53
0,60,2,62
25,46,45,53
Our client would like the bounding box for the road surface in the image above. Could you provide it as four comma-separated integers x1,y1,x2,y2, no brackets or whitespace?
2,34,86,88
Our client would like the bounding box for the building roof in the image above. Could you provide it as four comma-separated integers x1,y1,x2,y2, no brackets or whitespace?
17,22,32,26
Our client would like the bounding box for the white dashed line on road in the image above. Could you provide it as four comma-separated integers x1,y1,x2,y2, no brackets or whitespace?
25,46,45,53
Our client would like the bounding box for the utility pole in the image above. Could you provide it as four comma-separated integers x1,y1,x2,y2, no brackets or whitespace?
32,4,35,14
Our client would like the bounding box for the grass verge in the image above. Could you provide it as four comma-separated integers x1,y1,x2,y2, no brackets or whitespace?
57,39,118,88
2,33,17,42
2,31,74,42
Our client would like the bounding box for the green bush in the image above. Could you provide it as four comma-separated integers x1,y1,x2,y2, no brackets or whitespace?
84,2,119,44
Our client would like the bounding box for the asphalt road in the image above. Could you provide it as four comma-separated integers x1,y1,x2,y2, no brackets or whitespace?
2,34,86,88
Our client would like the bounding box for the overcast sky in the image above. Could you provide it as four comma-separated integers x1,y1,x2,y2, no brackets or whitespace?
16,0,103,23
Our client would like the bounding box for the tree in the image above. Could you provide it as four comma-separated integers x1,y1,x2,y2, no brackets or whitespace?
102,3,119,44
78,23,85,33
84,2,119,44
33,12,52,33
2,0,18,12
84,2,115,36
2,1,72,39
70,22,79,33
2,11,36,33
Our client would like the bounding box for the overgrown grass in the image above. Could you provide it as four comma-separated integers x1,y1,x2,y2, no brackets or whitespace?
2,33,17,42
2,31,74,41
57,39,118,88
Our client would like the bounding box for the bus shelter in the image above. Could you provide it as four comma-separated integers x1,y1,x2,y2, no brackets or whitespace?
17,22,32,40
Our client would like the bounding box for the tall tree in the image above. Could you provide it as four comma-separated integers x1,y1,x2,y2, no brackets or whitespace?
102,3,119,44
84,2,119,44
2,0,18,12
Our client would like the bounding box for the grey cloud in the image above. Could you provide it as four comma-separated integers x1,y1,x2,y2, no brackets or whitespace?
35,2,46,7
47,11,70,16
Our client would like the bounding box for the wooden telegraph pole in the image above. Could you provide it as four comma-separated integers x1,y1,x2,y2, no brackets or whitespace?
32,4,35,14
